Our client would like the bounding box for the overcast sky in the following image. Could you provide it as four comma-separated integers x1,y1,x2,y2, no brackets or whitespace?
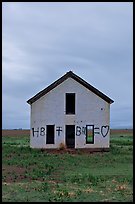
2,2,133,129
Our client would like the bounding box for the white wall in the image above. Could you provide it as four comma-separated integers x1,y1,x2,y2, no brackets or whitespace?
30,78,110,149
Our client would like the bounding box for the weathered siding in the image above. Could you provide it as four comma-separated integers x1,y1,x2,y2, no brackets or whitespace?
30,78,110,149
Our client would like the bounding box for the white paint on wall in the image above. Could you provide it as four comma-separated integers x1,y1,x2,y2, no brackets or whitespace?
30,78,110,149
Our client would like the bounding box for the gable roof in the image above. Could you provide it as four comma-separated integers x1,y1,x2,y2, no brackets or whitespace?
27,71,114,105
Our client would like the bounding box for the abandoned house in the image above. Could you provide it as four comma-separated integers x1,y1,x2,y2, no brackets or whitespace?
27,71,114,150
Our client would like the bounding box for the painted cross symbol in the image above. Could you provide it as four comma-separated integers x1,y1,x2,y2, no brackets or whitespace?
56,127,62,136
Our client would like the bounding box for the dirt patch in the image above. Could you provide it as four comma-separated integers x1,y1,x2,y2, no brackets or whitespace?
2,165,52,183
40,148,109,155
2,165,27,183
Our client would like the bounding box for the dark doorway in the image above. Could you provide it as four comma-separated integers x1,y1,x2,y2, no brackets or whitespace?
46,125,55,144
66,125,75,148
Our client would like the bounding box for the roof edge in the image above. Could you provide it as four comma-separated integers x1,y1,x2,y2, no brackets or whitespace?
27,71,114,105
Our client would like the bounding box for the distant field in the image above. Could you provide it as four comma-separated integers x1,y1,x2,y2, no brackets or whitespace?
110,129,133,136
2,129,133,137
2,129,30,136
2,129,133,202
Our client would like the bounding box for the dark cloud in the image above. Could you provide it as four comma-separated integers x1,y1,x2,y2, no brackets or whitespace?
2,2,133,129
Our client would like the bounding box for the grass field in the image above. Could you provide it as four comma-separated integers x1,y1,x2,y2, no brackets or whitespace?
2,129,133,202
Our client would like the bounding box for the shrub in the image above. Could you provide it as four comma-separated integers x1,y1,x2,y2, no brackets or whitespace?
59,143,66,150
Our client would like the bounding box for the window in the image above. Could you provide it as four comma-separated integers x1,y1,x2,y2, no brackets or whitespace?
66,93,75,114
86,125,94,144
46,125,55,144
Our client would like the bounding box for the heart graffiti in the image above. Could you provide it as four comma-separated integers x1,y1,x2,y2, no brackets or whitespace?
101,125,109,137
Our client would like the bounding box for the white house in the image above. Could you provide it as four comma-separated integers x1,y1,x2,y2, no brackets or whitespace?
27,71,114,150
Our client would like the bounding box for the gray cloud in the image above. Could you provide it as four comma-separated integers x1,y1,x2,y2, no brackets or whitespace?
2,2,133,129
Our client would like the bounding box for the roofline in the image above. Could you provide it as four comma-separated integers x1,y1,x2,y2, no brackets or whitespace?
27,71,114,105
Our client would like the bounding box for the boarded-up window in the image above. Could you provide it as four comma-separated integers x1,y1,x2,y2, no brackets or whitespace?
66,93,75,114
86,125,94,144
46,125,55,144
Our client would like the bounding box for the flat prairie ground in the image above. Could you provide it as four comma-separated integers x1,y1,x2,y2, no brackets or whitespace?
2,128,133,137
2,129,133,202
2,129,30,136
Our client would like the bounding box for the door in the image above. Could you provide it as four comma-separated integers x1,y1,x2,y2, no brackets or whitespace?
66,125,75,148
46,125,55,144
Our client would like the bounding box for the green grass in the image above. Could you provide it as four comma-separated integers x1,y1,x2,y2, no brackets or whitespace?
2,131,133,202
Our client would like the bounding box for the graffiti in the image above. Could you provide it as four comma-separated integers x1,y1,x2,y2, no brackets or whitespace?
32,126,62,137
82,127,86,135
32,127,39,137
94,127,100,134
56,127,62,136
32,125,110,138
40,127,45,136
94,126,109,137
76,126,86,136
76,126,81,136
101,126,109,137
94,127,99,130
32,127,45,137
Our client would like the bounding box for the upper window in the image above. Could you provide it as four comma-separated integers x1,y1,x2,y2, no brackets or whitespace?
65,93,75,114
